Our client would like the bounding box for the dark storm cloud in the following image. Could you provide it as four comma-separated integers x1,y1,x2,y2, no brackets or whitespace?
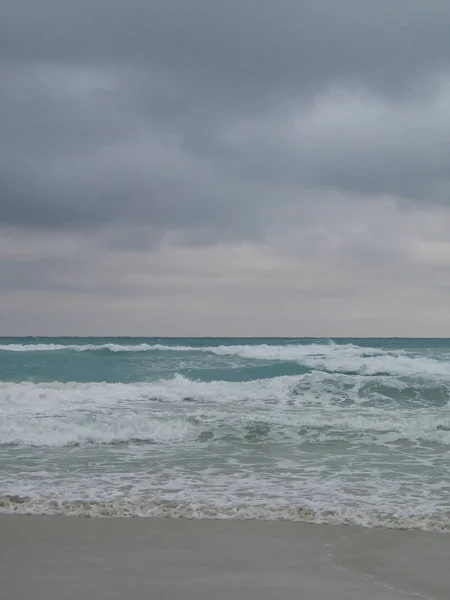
2,1,450,96
1,0,450,240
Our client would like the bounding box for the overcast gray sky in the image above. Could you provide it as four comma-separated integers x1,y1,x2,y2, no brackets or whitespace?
1,1,450,336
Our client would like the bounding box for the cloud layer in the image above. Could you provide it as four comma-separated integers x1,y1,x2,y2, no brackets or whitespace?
1,1,450,335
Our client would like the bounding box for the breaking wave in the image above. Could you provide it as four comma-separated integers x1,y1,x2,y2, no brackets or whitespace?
1,495,449,532
1,375,450,448
2,338,450,533
2,341,450,378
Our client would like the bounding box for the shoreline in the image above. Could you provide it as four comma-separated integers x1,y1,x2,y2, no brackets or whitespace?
1,515,448,599
2,495,449,532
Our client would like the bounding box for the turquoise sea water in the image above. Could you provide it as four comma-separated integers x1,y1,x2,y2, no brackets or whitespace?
1,337,450,530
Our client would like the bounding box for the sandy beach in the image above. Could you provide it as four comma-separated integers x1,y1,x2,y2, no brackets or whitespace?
0,517,448,600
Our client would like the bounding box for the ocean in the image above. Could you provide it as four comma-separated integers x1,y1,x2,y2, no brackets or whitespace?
1,337,450,531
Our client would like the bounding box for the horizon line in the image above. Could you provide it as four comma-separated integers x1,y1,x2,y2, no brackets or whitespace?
1,335,450,340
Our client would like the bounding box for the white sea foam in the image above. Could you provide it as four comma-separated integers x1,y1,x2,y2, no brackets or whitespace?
2,342,450,532
302,353,450,377
0,374,301,410
1,376,450,447
0,342,166,352
1,496,449,532
204,344,450,377
0,342,382,358
0,342,200,352
2,341,449,378
0,414,193,447
0,343,73,351
0,341,389,356
2,411,449,448
0,375,299,447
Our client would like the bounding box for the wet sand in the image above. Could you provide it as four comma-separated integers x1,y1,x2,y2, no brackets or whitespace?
0,516,448,599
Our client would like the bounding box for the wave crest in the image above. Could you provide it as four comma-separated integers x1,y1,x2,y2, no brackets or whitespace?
1,375,450,447
2,341,450,377
1,495,449,532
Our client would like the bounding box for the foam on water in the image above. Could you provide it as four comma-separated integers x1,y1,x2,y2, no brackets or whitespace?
1,495,450,532
2,340,450,377
1,339,450,531
1,375,450,447
0,342,165,352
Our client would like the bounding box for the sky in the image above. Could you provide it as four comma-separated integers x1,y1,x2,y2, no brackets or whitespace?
1,1,450,337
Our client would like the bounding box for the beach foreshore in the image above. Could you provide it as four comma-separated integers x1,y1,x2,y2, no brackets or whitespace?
0,516,448,600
